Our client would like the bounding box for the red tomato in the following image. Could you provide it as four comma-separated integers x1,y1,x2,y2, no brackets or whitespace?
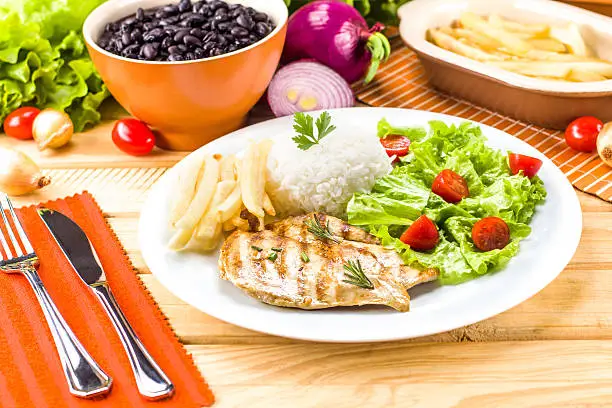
472,217,510,252
3,107,41,140
400,215,439,251
112,118,155,156
508,153,543,178
565,116,603,152
432,169,469,203
380,135,411,159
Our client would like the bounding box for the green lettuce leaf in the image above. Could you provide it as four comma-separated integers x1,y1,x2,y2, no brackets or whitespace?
348,119,547,284
0,0,109,132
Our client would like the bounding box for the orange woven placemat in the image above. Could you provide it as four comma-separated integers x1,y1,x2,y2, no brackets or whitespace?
354,38,612,202
0,192,214,408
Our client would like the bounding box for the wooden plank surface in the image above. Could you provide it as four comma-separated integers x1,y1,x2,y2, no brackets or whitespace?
5,102,612,407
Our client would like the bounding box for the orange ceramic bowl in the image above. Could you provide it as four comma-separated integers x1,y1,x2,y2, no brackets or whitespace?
84,0,288,151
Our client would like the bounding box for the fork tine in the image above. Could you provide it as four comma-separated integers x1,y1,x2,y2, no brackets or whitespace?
6,196,34,255
0,195,23,257
0,197,14,259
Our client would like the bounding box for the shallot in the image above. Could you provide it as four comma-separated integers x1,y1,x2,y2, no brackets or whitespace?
0,147,50,196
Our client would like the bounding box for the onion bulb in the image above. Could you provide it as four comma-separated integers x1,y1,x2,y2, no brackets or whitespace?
32,108,73,151
0,147,50,196
597,122,612,167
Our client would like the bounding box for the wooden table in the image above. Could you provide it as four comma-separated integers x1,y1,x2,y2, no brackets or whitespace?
3,103,612,407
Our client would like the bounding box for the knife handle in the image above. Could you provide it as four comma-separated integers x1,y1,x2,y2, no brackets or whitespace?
92,282,174,400
23,268,112,398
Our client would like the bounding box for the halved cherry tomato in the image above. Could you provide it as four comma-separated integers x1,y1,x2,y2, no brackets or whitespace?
432,169,469,203
380,135,411,159
472,217,510,252
565,116,603,152
508,153,543,179
3,107,40,140
112,118,155,156
400,215,439,251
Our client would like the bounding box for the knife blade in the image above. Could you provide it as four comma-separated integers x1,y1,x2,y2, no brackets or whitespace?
38,208,174,400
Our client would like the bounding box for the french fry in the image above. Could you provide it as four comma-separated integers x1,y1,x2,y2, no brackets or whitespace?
527,38,567,53
169,151,206,226
220,154,236,182
525,50,596,62
550,23,591,57
176,154,220,231
566,69,607,82
488,14,549,37
263,193,276,216
167,228,194,251
441,27,501,50
240,139,273,218
429,29,506,61
196,180,236,240
489,60,612,78
218,185,242,222
460,12,533,56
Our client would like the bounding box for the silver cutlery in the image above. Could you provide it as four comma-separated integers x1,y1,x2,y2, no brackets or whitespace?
0,195,112,398
38,207,174,400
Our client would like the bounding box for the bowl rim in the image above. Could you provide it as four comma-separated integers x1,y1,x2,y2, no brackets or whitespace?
398,0,612,96
83,0,288,65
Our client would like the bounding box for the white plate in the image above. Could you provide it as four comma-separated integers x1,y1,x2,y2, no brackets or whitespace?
139,107,582,343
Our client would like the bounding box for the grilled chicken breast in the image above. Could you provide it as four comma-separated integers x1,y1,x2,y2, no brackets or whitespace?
219,213,438,312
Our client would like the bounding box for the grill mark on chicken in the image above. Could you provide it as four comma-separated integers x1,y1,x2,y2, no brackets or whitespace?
219,214,439,312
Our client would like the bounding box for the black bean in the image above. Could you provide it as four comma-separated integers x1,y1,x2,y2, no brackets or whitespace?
185,52,195,60
121,43,140,57
217,21,231,32
203,31,216,42
161,36,174,49
163,5,179,15
202,41,216,52
130,28,143,42
222,33,234,43
230,26,248,38
122,16,136,27
189,28,204,38
253,12,268,22
211,48,222,56
201,21,212,30
121,31,133,46
141,43,158,59
113,37,125,51
209,0,226,11
213,11,228,22
143,21,158,31
143,28,164,42
105,22,118,33
98,35,111,49
255,22,271,37
236,13,254,30
248,34,258,42
178,0,191,13
174,29,189,43
168,45,180,54
177,44,188,52
183,34,201,47
182,14,206,27
246,7,256,15
194,47,206,58
227,43,238,52
168,54,184,61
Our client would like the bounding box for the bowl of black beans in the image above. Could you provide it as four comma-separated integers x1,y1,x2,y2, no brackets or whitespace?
83,0,287,150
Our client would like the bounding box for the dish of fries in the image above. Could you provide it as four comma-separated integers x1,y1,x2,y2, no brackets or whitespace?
427,12,612,82
167,139,275,251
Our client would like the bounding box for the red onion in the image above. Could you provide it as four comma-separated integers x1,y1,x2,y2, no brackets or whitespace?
283,0,391,84
267,60,354,117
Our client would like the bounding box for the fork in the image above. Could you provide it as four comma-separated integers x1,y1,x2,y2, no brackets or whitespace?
0,195,112,398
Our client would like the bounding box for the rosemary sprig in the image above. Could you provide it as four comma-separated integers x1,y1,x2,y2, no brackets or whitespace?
251,245,263,252
342,259,374,290
267,252,278,262
304,216,341,244
301,251,310,263
271,247,283,252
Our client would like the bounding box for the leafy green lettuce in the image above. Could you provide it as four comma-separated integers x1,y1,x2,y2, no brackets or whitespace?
347,120,547,284
0,0,109,132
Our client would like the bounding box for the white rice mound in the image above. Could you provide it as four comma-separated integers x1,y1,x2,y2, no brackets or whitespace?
266,125,392,218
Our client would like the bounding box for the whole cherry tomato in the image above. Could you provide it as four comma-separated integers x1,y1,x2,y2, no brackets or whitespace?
3,107,41,140
432,169,469,203
508,153,543,179
112,118,155,156
472,217,510,252
400,215,439,251
380,135,411,159
565,116,603,152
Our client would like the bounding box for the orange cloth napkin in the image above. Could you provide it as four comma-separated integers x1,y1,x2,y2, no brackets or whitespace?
0,192,214,407
354,38,612,202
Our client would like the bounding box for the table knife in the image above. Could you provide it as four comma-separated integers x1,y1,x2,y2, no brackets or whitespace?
38,208,174,400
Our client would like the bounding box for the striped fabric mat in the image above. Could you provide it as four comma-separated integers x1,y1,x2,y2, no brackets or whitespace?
353,38,612,202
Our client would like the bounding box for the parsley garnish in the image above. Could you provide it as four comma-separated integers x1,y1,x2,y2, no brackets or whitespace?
292,111,336,150
267,252,278,262
301,251,310,263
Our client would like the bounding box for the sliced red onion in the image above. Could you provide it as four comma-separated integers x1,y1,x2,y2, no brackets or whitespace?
267,60,355,117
